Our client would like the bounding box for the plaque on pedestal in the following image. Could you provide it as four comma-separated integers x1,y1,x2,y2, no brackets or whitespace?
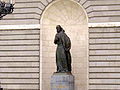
51,72,74,90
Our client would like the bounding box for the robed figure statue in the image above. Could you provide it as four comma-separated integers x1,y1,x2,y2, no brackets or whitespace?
54,25,72,73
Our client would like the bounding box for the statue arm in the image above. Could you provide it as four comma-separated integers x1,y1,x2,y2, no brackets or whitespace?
62,35,71,51
67,41,71,51
54,34,59,44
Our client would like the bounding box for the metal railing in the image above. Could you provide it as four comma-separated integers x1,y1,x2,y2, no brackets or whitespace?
0,0,14,19
0,82,3,90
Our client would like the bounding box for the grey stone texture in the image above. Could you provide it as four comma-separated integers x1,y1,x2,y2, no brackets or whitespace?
1,0,120,24
51,73,74,90
0,29,40,90
0,0,120,90
89,27,120,89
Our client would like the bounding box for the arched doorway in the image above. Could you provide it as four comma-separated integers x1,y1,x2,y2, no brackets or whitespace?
40,0,88,90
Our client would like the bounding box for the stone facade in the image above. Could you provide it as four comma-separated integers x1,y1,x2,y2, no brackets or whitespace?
0,0,120,90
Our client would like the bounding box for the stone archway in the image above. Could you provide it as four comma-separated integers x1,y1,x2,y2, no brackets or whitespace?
40,0,88,90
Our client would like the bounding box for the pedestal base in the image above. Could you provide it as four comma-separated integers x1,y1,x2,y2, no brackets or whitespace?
51,72,74,90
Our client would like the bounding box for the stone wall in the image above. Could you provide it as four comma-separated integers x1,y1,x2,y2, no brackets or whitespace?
0,0,120,90
0,0,89,25
2,0,120,24
89,27,120,90
0,28,40,90
86,0,120,23
0,0,43,25
87,0,120,89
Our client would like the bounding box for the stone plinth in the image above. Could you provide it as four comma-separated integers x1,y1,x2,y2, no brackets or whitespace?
51,72,74,90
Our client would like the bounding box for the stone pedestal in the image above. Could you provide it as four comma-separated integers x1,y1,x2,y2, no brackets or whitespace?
51,72,74,90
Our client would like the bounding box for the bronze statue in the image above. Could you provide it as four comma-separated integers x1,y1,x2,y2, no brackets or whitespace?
54,25,72,73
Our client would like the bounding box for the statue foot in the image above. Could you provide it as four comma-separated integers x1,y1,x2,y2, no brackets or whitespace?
55,70,61,73
55,70,71,73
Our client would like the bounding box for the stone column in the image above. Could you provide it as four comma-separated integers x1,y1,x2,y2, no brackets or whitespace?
51,73,74,90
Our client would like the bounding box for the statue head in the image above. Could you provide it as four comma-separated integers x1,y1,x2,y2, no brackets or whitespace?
56,25,63,33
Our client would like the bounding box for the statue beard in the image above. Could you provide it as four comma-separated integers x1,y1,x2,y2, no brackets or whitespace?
57,29,62,33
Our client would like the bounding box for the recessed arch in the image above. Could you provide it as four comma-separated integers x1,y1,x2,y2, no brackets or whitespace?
40,0,89,90
40,0,88,24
